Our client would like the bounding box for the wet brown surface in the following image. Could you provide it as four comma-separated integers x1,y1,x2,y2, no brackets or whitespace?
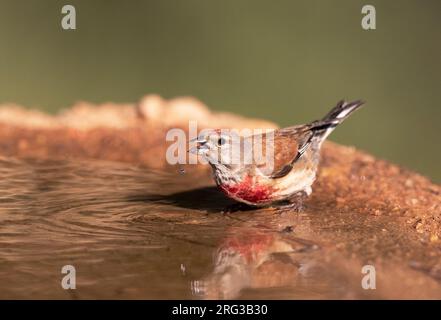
0,97,440,299
0,155,439,299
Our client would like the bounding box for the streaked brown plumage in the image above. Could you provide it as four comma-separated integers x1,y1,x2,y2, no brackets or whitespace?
191,100,365,207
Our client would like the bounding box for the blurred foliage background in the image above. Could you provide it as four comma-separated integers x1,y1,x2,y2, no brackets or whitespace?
0,0,439,181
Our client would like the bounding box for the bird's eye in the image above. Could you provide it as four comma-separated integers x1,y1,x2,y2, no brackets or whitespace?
217,137,226,146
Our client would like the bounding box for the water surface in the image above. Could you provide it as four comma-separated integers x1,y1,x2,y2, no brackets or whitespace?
0,156,431,299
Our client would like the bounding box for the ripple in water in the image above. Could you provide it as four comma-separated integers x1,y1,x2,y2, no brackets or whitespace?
0,156,356,299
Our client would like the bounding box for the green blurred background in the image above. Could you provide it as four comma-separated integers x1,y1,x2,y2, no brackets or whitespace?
0,0,439,181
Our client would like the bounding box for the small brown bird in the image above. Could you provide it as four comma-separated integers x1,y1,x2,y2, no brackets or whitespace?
191,100,364,208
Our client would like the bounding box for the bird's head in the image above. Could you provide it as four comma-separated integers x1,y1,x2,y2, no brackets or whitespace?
189,130,242,168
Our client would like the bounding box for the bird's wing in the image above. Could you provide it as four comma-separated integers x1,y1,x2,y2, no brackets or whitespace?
252,127,314,178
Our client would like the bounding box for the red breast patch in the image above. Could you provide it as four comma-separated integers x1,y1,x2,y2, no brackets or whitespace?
220,176,275,203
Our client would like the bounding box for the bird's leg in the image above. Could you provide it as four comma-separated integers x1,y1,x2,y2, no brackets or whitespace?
278,191,308,212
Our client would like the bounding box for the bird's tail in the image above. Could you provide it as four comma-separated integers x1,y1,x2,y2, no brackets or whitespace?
311,100,365,144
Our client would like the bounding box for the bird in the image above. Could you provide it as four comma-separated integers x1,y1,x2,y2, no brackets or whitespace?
190,100,365,209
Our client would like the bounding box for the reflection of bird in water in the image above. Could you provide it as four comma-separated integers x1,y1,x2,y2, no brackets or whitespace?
191,226,319,299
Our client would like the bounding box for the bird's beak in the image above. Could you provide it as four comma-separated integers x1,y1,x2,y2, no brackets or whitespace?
188,138,208,154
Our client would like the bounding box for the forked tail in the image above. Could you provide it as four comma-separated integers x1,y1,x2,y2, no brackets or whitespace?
268,100,364,179
311,100,365,144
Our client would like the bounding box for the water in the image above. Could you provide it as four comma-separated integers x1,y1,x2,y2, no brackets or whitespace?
0,157,438,299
